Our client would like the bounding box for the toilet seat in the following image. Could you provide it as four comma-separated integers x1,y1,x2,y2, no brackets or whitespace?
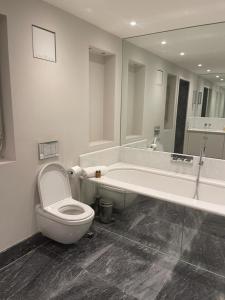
36,203,94,226
45,198,94,221
37,162,94,224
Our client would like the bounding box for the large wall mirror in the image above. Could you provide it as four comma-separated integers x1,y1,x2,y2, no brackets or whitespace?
121,22,225,159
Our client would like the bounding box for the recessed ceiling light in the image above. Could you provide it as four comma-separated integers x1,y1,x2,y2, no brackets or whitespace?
161,40,167,45
130,21,137,26
180,52,185,56
207,69,211,72
198,64,202,67
216,75,220,78
221,78,224,81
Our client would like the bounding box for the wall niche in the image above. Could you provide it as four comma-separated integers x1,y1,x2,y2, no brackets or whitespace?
126,60,145,139
164,73,177,130
89,47,116,146
0,14,15,161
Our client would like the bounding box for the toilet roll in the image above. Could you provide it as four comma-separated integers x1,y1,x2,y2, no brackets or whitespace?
68,166,82,177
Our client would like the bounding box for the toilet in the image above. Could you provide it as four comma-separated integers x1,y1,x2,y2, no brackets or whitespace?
36,162,95,244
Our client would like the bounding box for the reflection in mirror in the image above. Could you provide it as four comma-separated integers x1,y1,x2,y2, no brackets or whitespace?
121,22,225,159
126,60,145,139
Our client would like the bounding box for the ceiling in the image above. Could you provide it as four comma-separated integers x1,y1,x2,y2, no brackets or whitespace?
42,0,225,86
43,0,225,38
201,74,225,87
127,22,225,86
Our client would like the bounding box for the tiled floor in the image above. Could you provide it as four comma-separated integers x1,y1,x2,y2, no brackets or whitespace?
1,197,225,299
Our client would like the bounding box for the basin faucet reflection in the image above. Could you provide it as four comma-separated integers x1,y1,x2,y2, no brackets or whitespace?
193,137,207,200
150,136,158,151
149,126,160,151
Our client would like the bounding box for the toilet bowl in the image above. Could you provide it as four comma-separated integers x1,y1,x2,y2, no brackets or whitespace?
36,162,95,244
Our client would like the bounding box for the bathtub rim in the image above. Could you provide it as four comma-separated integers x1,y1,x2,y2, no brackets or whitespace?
88,162,225,217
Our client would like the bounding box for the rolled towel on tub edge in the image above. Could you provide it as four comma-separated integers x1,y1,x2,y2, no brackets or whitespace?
82,166,108,178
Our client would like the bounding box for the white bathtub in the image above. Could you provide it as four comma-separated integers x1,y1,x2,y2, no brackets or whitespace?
90,163,225,216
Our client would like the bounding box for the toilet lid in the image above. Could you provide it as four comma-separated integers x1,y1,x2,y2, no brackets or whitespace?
38,163,72,208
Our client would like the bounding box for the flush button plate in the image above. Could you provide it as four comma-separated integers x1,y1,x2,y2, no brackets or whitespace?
38,141,59,160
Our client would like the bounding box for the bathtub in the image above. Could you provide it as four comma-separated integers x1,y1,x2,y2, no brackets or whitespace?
90,163,225,217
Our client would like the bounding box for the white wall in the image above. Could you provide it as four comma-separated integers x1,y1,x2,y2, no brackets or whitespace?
0,0,122,252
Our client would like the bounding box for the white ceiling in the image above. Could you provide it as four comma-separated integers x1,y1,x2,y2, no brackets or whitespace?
201,74,225,87
43,0,225,38
43,0,225,85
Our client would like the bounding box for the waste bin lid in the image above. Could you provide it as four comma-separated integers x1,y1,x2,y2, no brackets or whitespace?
100,198,113,206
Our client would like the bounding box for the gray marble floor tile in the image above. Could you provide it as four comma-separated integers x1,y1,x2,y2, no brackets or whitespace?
155,261,225,300
193,267,225,294
146,199,184,225
183,207,208,230
98,197,183,257
2,194,225,299
1,216,225,300
0,246,82,300
120,255,178,300
155,274,215,300
0,233,48,270
44,225,120,269
124,196,183,224
86,236,178,299
126,216,183,256
181,226,225,276
184,207,225,239
52,270,137,300
94,199,151,240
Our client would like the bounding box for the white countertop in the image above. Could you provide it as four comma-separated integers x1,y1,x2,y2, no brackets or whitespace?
187,128,225,134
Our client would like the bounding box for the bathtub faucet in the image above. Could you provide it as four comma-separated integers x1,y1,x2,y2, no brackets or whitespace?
193,137,207,199
199,146,206,166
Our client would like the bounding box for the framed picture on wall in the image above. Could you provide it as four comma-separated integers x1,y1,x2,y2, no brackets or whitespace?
32,25,56,63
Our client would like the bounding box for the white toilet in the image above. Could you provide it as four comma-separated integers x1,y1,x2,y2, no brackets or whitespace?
36,162,95,244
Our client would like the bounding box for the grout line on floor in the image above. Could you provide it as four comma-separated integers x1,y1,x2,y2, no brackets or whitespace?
0,240,49,272
95,223,175,256
95,223,225,281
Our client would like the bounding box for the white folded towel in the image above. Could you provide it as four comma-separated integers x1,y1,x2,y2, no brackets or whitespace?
82,166,108,178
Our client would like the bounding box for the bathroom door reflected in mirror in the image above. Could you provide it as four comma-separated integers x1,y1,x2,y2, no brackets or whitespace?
121,22,225,159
